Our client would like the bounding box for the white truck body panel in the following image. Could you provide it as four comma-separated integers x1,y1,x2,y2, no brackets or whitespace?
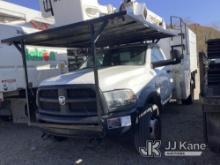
0,0,54,24
40,0,110,27
39,0,165,28
0,24,68,94
187,28,198,72
159,28,198,72
159,27,198,100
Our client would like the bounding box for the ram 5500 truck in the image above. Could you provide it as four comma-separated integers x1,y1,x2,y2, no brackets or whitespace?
37,43,177,136
2,1,197,151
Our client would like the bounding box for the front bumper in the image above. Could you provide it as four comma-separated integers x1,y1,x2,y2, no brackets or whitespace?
36,85,138,137
35,108,137,138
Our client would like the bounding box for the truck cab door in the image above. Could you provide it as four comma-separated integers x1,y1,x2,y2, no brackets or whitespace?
150,47,173,104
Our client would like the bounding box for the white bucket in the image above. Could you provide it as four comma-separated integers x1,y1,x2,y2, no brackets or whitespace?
125,1,166,29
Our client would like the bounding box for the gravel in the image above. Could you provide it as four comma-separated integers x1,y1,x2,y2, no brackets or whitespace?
0,103,220,165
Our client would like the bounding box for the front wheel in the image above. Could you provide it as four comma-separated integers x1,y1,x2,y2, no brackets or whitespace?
134,104,161,152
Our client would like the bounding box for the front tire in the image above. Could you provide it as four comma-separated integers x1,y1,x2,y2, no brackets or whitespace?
134,104,161,152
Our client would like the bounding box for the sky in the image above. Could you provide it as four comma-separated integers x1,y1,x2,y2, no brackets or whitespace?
5,0,220,27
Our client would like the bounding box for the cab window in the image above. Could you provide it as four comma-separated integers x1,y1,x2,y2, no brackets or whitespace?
151,47,165,63
103,48,146,66
80,47,146,69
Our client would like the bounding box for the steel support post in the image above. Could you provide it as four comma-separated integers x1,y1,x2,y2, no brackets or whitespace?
89,21,108,127
13,42,32,123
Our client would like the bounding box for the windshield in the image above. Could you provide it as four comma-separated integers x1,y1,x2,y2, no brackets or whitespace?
80,47,146,69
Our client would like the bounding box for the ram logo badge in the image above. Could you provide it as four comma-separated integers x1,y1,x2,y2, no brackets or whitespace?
59,96,66,105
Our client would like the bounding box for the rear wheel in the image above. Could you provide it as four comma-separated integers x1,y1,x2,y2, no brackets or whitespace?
134,104,161,152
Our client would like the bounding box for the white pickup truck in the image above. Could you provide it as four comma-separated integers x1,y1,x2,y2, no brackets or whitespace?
2,0,198,151
34,19,197,151
36,43,182,149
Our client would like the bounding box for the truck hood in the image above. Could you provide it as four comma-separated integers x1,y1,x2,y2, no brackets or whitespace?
40,66,154,93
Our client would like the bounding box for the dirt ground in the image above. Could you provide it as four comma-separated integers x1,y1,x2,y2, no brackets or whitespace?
0,103,220,165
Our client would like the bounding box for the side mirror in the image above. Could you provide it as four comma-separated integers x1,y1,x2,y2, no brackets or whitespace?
170,49,183,64
152,49,183,68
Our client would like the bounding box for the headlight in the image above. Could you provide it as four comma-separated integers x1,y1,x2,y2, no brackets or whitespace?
103,89,137,112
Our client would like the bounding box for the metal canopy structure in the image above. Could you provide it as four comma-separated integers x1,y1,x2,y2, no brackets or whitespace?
2,11,175,48
1,11,176,131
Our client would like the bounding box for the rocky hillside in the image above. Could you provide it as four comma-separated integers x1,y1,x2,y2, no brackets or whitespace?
189,24,220,53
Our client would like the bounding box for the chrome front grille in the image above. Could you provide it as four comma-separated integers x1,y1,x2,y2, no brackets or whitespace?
38,86,97,116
